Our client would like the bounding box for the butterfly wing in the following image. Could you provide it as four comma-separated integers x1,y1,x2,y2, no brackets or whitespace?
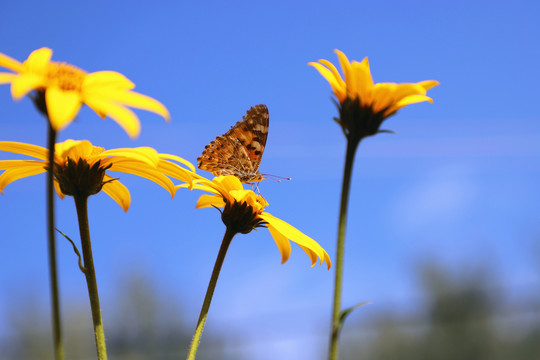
198,104,269,183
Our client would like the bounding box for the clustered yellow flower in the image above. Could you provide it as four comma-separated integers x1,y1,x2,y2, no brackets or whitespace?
0,140,194,211
187,175,331,268
309,49,439,140
0,47,169,137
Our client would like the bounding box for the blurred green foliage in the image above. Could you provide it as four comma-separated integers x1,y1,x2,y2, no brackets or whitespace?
341,264,540,360
1,273,232,360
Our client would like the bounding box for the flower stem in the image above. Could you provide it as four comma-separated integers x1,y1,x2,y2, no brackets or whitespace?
329,137,360,360
46,124,64,360
73,195,108,360
187,226,236,360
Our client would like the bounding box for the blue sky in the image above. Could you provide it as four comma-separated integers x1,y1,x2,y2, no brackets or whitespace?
1,1,539,359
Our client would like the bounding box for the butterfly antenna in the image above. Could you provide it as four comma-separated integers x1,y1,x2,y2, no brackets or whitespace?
263,174,292,183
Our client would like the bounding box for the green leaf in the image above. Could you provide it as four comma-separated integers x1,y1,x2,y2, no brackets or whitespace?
339,301,370,326
56,228,86,274
377,129,397,135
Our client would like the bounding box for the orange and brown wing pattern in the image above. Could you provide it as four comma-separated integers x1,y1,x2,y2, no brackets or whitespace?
197,104,269,183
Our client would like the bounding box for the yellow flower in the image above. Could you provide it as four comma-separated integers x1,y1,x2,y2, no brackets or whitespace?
187,175,331,268
0,47,170,137
309,49,439,140
0,140,195,211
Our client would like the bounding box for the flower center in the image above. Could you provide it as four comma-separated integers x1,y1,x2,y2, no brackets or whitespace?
47,62,86,92
221,200,267,234
54,157,111,198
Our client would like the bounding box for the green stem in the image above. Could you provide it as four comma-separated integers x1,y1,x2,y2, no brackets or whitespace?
74,195,108,360
46,125,64,360
187,226,236,360
329,137,360,360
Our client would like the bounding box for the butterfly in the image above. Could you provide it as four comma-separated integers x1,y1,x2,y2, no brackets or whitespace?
197,104,269,184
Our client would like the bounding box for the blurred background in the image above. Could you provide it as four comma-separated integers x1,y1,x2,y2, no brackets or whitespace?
0,1,539,359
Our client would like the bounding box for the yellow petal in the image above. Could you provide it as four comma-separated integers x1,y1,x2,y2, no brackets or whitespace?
0,166,46,193
188,176,231,201
24,48,52,73
0,72,17,84
45,87,82,131
266,223,292,264
53,180,65,199
298,243,331,269
317,59,345,88
159,153,197,173
83,71,135,90
96,89,170,121
83,96,141,138
309,62,346,103
0,142,48,160
0,160,45,170
335,50,352,80
215,175,243,192
389,94,434,115
0,52,23,73
351,59,374,102
196,194,225,209
393,83,428,99
418,80,440,90
101,147,160,167
183,182,221,195
297,243,318,266
108,162,176,197
156,160,194,186
259,213,330,268
10,73,47,100
56,140,92,160
101,175,131,211
335,50,357,97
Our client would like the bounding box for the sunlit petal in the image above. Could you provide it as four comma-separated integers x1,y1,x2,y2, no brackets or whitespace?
215,175,243,192
95,88,170,121
0,142,48,160
0,52,23,73
260,212,330,268
53,180,65,199
318,59,345,87
101,175,131,211
10,73,46,100
196,194,225,209
83,96,141,138
46,87,82,130
159,153,197,173
308,62,346,102
419,80,440,90
84,71,135,90
108,162,176,197
392,94,434,112
266,223,292,264
101,147,160,167
24,48,52,72
155,160,194,186
297,243,318,266
0,166,46,193
180,182,221,195
0,73,17,84
0,160,44,170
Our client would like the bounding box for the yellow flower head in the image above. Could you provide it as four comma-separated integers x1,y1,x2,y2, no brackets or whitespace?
0,140,195,211
0,47,170,138
187,175,331,268
309,49,439,141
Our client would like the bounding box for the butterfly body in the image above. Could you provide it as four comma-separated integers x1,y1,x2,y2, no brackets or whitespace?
198,104,269,184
